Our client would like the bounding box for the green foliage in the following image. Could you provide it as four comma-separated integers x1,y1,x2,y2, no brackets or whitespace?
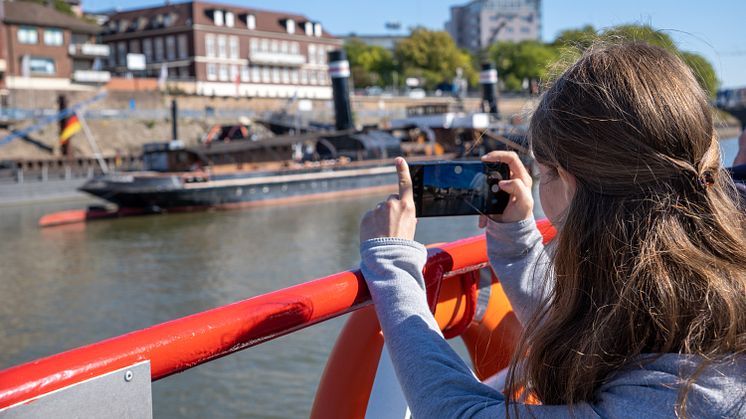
344,39,396,87
680,51,719,98
489,40,558,91
553,25,597,50
488,23,718,96
600,24,676,51
394,28,477,90
22,0,75,16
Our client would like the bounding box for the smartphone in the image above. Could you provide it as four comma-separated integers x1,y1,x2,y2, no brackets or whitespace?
409,160,510,217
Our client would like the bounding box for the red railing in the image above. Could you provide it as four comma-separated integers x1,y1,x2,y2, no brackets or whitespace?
0,232,498,410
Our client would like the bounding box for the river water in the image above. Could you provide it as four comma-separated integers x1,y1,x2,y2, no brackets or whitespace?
0,137,740,417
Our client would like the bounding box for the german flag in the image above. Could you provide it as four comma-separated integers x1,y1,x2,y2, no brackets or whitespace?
59,113,81,145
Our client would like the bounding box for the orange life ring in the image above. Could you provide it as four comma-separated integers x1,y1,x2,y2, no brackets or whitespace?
311,220,556,418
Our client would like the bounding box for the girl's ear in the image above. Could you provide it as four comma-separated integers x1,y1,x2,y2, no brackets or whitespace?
557,167,577,202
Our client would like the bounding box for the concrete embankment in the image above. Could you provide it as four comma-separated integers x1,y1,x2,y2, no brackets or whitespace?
0,90,737,160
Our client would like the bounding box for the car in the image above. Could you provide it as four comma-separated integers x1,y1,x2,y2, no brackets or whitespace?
364,86,384,96
407,88,426,99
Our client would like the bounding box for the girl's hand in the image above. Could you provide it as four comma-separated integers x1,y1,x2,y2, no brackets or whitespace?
479,151,533,226
360,158,417,243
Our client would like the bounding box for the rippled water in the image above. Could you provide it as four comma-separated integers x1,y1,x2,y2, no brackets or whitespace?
0,137,739,417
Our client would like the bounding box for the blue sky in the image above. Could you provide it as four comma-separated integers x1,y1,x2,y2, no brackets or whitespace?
85,0,746,88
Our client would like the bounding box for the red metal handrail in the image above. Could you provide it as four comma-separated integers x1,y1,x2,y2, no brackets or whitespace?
0,233,493,410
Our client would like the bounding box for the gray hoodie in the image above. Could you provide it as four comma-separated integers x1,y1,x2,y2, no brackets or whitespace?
359,217,746,418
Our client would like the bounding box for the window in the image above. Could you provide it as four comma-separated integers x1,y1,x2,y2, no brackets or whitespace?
178,34,188,59
217,35,227,58
304,22,313,36
317,46,325,64
314,23,322,37
229,36,239,59
282,67,289,84
291,69,299,84
240,65,249,82
18,27,37,44
143,38,153,62
308,44,316,64
251,65,260,82
178,66,189,78
154,37,164,61
117,42,127,65
225,12,234,27
272,67,280,83
129,39,140,54
309,70,317,85
213,10,224,26
28,57,55,75
281,41,288,54
43,29,63,46
166,36,176,61
205,34,215,58
260,38,268,52
207,63,217,80
270,40,278,53
261,66,270,82
247,14,256,30
218,64,228,81
286,19,295,34
250,38,258,53
290,42,299,55
230,65,239,82
300,69,308,84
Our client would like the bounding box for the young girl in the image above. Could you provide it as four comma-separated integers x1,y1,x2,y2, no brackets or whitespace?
359,42,746,417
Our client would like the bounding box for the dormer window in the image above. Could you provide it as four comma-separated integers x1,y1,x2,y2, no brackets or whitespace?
314,23,322,37
247,14,256,30
214,10,224,26
304,21,313,36
285,19,295,34
225,12,234,27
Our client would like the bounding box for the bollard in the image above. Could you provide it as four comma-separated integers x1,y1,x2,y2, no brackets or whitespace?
328,50,354,131
480,63,499,116
171,99,178,141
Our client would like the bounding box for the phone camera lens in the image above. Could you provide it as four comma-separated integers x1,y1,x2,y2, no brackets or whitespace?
454,165,463,175
491,184,500,193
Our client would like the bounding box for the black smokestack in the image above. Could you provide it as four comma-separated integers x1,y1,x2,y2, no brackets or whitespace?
328,50,354,131
171,99,178,140
480,62,499,116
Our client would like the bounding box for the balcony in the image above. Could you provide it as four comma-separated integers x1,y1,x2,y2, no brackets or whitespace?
72,70,111,83
68,44,111,58
249,51,305,66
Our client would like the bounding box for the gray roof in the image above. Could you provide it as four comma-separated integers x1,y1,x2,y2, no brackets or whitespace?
2,1,100,34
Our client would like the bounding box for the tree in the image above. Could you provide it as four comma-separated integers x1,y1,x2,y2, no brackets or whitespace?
344,39,396,88
553,25,597,50
394,28,477,90
601,24,677,51
22,0,75,16
488,40,558,92
680,51,718,98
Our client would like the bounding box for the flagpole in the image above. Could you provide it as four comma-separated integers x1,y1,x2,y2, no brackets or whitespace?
77,109,109,174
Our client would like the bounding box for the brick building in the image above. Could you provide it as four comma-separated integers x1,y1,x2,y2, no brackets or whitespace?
0,1,110,91
101,1,342,98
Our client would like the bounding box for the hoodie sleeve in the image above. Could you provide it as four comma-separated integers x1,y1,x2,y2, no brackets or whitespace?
485,216,553,326
359,236,582,418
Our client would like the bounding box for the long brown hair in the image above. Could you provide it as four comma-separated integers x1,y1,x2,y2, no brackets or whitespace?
507,42,746,413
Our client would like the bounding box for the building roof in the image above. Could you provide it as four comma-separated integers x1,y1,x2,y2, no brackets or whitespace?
103,1,337,40
3,1,100,33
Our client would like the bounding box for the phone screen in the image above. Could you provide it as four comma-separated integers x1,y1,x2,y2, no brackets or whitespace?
409,161,510,217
